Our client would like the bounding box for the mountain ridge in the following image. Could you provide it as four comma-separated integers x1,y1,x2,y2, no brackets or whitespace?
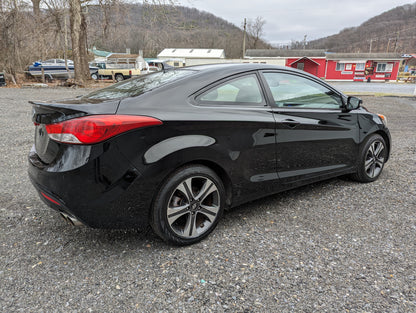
307,3,416,53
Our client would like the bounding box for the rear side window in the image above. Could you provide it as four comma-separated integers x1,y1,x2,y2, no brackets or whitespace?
263,72,342,109
83,69,196,101
197,74,265,106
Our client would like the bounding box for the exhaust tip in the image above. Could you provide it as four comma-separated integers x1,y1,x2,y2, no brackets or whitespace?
60,213,84,226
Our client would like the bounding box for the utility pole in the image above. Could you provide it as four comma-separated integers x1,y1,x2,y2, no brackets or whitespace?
242,18,247,59
386,38,393,53
394,30,400,52
369,38,375,53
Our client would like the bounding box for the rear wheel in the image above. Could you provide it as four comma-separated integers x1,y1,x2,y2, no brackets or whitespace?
150,165,225,245
351,134,386,182
115,74,124,82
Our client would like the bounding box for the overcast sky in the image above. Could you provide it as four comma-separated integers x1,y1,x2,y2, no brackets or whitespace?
176,0,414,45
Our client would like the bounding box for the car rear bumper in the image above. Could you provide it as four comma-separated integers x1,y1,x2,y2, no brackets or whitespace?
28,144,153,229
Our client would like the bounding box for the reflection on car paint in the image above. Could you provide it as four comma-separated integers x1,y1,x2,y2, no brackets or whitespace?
144,135,216,164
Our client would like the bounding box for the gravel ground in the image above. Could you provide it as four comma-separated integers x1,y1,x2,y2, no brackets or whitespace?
1,87,415,312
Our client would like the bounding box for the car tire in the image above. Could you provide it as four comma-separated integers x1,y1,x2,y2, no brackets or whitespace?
150,165,225,245
91,73,98,80
115,74,124,82
351,134,387,183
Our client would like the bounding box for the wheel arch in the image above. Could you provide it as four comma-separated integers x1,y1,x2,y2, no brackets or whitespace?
151,159,233,210
372,130,391,162
187,159,233,208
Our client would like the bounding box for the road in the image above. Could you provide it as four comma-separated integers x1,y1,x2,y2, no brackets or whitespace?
1,88,415,312
331,81,415,96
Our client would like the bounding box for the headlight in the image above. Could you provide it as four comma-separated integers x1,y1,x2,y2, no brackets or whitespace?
377,114,387,126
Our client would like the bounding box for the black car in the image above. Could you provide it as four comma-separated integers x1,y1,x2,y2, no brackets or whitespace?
28,64,390,245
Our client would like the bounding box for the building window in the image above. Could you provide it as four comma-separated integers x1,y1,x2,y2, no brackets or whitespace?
297,63,305,71
345,64,352,70
376,63,393,72
376,63,386,72
356,63,365,71
336,63,345,71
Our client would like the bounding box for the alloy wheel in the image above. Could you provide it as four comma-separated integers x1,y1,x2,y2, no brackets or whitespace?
166,176,220,239
364,140,385,178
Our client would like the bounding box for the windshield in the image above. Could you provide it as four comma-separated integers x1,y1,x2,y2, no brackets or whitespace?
82,69,196,101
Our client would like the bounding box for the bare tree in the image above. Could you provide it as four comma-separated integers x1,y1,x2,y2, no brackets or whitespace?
0,0,36,83
30,0,41,16
0,0,272,84
246,16,266,49
69,0,90,85
141,0,178,55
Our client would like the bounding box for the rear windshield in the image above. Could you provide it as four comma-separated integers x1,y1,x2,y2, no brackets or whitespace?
82,69,196,101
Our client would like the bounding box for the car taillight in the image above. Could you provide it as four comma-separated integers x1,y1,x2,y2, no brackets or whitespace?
45,115,162,144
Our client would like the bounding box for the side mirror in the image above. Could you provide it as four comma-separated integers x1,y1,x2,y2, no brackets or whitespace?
346,96,362,111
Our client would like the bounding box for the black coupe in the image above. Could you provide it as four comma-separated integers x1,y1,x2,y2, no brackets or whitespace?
28,64,390,245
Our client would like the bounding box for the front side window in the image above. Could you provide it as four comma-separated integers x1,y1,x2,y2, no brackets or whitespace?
198,74,264,105
263,72,342,109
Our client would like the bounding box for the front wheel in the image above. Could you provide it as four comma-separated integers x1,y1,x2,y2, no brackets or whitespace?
150,165,225,245
351,134,387,182
115,74,124,82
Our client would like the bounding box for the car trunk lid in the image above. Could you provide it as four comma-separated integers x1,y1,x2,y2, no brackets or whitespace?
30,98,120,164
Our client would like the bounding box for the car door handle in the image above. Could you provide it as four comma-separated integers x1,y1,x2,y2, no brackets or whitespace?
281,119,300,128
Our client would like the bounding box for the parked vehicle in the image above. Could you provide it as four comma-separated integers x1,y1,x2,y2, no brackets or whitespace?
0,72,6,86
27,59,98,81
145,59,174,72
93,63,141,81
28,64,391,245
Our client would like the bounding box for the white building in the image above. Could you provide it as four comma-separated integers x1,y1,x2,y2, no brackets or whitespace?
157,48,287,67
157,49,226,67
158,48,225,59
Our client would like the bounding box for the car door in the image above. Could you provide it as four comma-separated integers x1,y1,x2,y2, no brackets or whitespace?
260,71,359,184
194,72,279,202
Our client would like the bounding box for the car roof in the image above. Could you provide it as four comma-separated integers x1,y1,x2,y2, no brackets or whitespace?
115,62,345,116
187,63,286,73
181,63,318,82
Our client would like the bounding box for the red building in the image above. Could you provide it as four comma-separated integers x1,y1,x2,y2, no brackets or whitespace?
325,53,402,82
245,49,327,77
286,56,327,78
245,49,402,82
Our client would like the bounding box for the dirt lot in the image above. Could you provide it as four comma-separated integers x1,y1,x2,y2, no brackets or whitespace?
1,88,415,312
